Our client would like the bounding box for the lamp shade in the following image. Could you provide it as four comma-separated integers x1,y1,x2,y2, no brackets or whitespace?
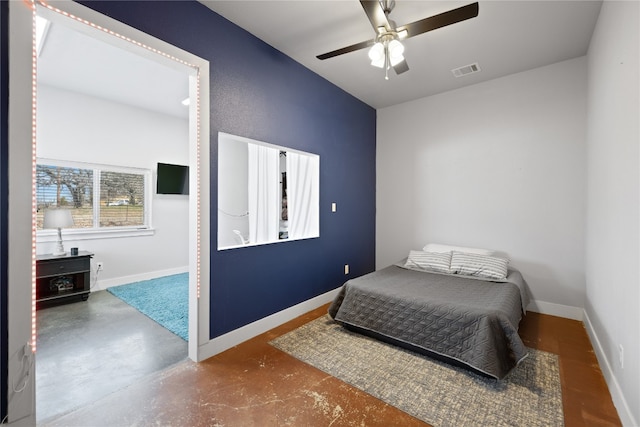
388,39,405,66
368,42,385,68
43,209,74,229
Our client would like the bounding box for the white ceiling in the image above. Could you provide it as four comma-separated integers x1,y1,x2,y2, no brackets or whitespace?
37,19,190,118
202,0,602,109
37,1,602,114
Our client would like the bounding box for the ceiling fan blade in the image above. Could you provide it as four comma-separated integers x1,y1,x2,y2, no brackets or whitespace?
393,59,409,75
397,2,479,39
360,0,391,33
316,39,375,60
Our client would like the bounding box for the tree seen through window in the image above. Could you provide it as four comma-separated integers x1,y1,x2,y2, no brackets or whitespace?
36,164,147,230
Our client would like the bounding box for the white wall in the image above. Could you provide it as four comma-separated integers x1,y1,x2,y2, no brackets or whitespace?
377,57,587,312
36,85,189,286
585,1,639,425
218,134,249,248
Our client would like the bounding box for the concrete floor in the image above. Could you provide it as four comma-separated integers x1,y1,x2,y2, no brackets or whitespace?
39,304,621,427
36,290,187,424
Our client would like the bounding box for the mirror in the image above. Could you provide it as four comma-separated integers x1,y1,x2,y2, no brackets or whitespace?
218,132,319,250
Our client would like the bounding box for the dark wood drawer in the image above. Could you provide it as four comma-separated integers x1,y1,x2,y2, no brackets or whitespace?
37,257,90,278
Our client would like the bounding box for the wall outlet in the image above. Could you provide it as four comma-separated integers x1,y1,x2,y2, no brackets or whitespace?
96,262,104,271
619,344,624,369
344,264,349,275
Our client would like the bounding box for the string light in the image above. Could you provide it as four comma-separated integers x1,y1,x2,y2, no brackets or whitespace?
38,1,197,69
31,0,38,353
196,72,201,300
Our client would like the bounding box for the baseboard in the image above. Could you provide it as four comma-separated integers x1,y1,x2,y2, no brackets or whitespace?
196,287,341,361
91,266,189,291
526,299,583,320
583,310,637,427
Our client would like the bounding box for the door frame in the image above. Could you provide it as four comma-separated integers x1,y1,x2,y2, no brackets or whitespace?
7,0,210,422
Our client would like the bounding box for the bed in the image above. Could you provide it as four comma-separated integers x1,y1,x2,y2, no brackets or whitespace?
328,250,531,379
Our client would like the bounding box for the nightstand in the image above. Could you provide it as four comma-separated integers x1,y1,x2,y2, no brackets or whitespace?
36,251,93,308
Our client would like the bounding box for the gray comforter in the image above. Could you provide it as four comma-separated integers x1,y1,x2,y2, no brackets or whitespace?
328,264,531,379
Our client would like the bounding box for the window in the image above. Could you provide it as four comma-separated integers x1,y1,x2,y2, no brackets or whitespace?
99,171,145,227
217,133,319,249
36,160,151,234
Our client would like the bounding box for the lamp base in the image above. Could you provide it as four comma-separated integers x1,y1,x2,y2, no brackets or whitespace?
53,236,66,256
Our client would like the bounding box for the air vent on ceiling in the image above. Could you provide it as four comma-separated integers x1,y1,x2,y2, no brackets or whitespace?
452,63,480,78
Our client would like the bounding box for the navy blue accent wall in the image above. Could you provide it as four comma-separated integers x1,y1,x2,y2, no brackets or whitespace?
76,1,376,337
1,0,9,420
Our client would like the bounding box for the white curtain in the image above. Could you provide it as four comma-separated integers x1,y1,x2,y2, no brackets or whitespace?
287,152,319,240
248,144,280,244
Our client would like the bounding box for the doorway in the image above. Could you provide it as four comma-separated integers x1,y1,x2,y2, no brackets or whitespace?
35,8,190,421
6,0,210,422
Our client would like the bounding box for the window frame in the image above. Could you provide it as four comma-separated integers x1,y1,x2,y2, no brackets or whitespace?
36,158,154,241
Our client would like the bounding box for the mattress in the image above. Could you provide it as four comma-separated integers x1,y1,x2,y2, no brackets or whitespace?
328,263,531,379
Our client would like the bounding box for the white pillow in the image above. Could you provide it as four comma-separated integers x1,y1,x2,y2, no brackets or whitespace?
450,251,508,280
422,243,495,256
404,250,452,274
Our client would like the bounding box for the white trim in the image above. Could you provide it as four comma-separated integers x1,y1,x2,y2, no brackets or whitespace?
196,288,341,361
583,311,637,427
91,266,189,291
37,157,151,174
189,59,211,361
8,2,37,423
526,299,584,320
218,132,319,157
37,227,155,242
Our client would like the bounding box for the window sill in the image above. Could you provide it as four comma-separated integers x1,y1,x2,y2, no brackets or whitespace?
37,227,155,242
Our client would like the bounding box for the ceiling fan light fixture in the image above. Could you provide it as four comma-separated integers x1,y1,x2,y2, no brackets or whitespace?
388,39,404,55
371,58,384,68
368,42,385,68
388,39,405,66
316,1,481,80
389,54,404,67
371,57,386,68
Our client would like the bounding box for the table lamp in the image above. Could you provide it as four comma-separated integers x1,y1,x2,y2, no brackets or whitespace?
43,209,74,256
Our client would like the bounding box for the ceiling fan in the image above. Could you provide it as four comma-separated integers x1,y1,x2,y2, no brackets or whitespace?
317,1,479,80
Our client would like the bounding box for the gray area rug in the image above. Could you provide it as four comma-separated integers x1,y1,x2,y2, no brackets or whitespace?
270,315,564,427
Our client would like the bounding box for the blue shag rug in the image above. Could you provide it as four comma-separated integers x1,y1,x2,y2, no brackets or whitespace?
107,273,188,341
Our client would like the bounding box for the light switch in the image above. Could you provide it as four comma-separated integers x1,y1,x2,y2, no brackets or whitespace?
344,264,349,275
332,203,337,212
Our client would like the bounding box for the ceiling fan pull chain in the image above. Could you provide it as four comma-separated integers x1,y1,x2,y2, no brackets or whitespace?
384,46,390,80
